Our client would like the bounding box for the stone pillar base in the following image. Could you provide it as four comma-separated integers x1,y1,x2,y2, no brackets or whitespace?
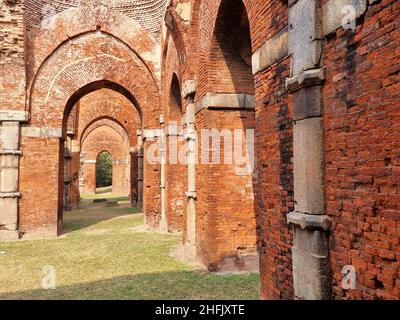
184,242,198,263
0,230,20,242
288,212,332,300
159,219,168,233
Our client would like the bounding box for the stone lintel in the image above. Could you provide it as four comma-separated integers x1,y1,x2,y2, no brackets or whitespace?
288,211,332,231
165,124,184,137
286,68,325,93
185,191,197,199
252,27,288,74
0,150,22,156
182,80,196,98
0,192,21,199
0,110,29,122
83,160,96,164
113,160,129,165
143,129,162,140
21,127,62,138
195,93,255,114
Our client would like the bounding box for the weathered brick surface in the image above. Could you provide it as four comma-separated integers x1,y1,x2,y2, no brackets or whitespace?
0,1,25,111
323,0,400,299
1,0,399,300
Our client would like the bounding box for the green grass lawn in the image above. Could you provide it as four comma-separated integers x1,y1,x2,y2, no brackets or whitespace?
0,193,259,300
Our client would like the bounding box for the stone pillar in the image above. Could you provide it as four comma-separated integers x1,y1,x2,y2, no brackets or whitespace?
0,121,22,241
136,130,144,209
63,136,72,211
159,115,168,232
286,0,331,300
185,102,197,260
70,140,81,210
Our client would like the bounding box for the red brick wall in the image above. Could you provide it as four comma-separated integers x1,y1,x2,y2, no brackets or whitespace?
324,0,400,299
0,1,25,112
195,110,257,270
19,138,60,237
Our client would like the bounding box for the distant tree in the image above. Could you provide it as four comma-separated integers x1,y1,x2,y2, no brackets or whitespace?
96,151,112,187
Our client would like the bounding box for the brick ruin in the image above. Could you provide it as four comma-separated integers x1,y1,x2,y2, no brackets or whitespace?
0,0,399,299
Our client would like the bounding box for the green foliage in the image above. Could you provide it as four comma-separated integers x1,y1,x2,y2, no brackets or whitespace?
96,151,112,187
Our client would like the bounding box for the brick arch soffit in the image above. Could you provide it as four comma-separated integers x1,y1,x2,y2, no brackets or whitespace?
196,0,254,70
28,33,160,120
76,99,140,144
62,80,146,136
26,5,161,89
81,124,129,160
28,8,162,126
166,72,183,119
162,13,187,70
80,117,130,150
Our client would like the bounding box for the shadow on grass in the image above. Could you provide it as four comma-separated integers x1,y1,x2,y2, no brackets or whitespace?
62,206,142,234
0,271,260,300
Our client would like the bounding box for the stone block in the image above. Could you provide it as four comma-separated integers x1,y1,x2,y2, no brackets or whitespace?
0,230,19,241
0,166,19,193
323,0,367,36
0,110,28,122
292,227,331,299
1,122,19,150
293,118,324,215
252,27,288,74
0,197,18,228
195,93,255,114
182,80,196,98
293,85,322,120
288,0,323,75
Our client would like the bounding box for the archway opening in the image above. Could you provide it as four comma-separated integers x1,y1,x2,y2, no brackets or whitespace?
96,151,113,193
60,83,143,232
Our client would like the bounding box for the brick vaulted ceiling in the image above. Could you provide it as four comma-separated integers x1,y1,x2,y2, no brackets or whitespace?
25,0,169,40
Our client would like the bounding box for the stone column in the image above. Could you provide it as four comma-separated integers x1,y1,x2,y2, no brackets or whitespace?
286,0,331,300
182,80,197,260
185,102,197,260
0,121,22,241
63,136,72,211
159,115,168,232
136,130,144,209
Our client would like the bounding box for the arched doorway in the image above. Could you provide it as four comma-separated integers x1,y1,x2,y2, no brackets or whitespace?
96,151,113,192
60,81,144,230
